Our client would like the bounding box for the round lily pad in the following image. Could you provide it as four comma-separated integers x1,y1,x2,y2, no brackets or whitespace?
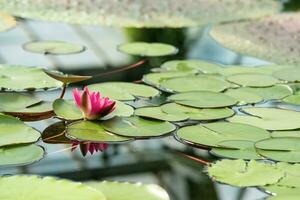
160,75,231,93
161,60,221,74
0,114,40,147
273,67,300,83
207,159,284,187
87,181,170,200
262,185,300,196
255,137,300,162
229,107,300,131
0,175,105,200
102,116,176,138
226,73,278,87
168,91,237,108
283,94,300,106
43,69,92,84
219,65,289,76
118,42,178,57
0,93,40,112
0,65,62,91
276,162,300,188
0,144,44,166
211,140,261,160
66,121,132,143
176,122,269,148
88,82,160,101
42,122,70,144
161,103,234,121
134,106,188,122
0,12,16,32
271,131,300,138
23,41,85,55
225,89,263,105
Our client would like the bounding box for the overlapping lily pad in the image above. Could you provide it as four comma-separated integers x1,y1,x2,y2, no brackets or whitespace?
271,131,300,138
226,73,278,87
161,103,234,121
0,12,16,32
225,89,263,105
23,41,85,55
229,107,300,130
0,65,62,91
0,93,40,112
43,70,92,84
88,82,160,101
283,94,300,106
168,91,237,108
276,162,300,188
273,67,300,83
118,42,178,57
42,122,70,144
219,65,290,76
102,116,176,138
207,159,284,187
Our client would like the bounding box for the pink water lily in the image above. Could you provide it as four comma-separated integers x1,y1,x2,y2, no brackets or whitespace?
72,86,115,120
71,141,108,156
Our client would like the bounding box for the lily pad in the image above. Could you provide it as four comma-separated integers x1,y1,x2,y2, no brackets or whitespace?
283,94,300,106
160,75,231,93
102,116,176,138
161,103,234,121
118,42,178,57
229,107,300,130
176,122,269,148
0,114,40,147
0,93,40,112
66,121,132,143
168,91,237,108
87,181,170,200
0,12,16,32
0,65,62,91
42,122,70,144
210,13,300,65
271,131,300,138
225,89,263,105
255,137,300,162
43,69,92,84
161,60,221,74
211,140,261,160
219,65,290,76
134,106,188,122
0,175,105,200
23,41,85,55
226,73,278,87
207,159,284,187
88,82,160,101
273,67,300,83
276,162,300,188
0,144,44,166
263,185,300,196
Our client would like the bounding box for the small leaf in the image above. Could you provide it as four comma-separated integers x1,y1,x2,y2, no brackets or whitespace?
43,69,92,84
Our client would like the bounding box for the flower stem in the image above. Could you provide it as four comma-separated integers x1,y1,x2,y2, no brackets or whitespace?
59,83,67,99
179,153,210,165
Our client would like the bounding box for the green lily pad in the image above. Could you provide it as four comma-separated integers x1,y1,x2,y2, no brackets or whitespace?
42,122,70,144
207,159,284,187
43,69,92,84
0,12,16,32
23,41,85,55
0,65,62,91
255,137,300,162
225,89,263,105
102,116,176,138
283,94,300,106
0,175,105,200
263,185,300,196
161,60,221,74
176,122,269,148
210,13,300,65
273,67,300,83
160,75,231,93
271,131,300,138
219,65,290,76
211,140,261,160
88,82,160,101
0,144,44,166
267,195,300,200
134,106,188,122
0,93,40,112
226,73,278,87
168,91,237,108
229,107,300,131
66,121,132,143
87,181,170,200
0,114,40,147
276,162,300,188
161,103,234,121
118,42,178,57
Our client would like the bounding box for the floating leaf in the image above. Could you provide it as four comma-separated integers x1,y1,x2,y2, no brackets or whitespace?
176,122,269,148
207,159,284,187
273,67,300,83
0,144,44,166
0,175,105,200
88,82,160,101
42,122,71,144
168,91,237,108
0,93,41,112
271,131,300,138
43,70,91,84
160,75,231,93
211,140,261,160
0,65,62,91
276,162,300,188
102,116,176,138
0,0,279,27
263,185,300,196
118,42,178,57
161,103,234,121
219,65,290,76
225,89,263,105
0,114,40,147
283,94,300,106
255,137,300,162
134,106,188,122
210,13,300,65
226,73,278,87
229,107,300,130
66,121,132,143
0,12,16,32
87,181,170,200
23,41,85,55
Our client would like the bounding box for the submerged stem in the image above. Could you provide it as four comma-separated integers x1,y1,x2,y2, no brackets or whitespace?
179,153,210,166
